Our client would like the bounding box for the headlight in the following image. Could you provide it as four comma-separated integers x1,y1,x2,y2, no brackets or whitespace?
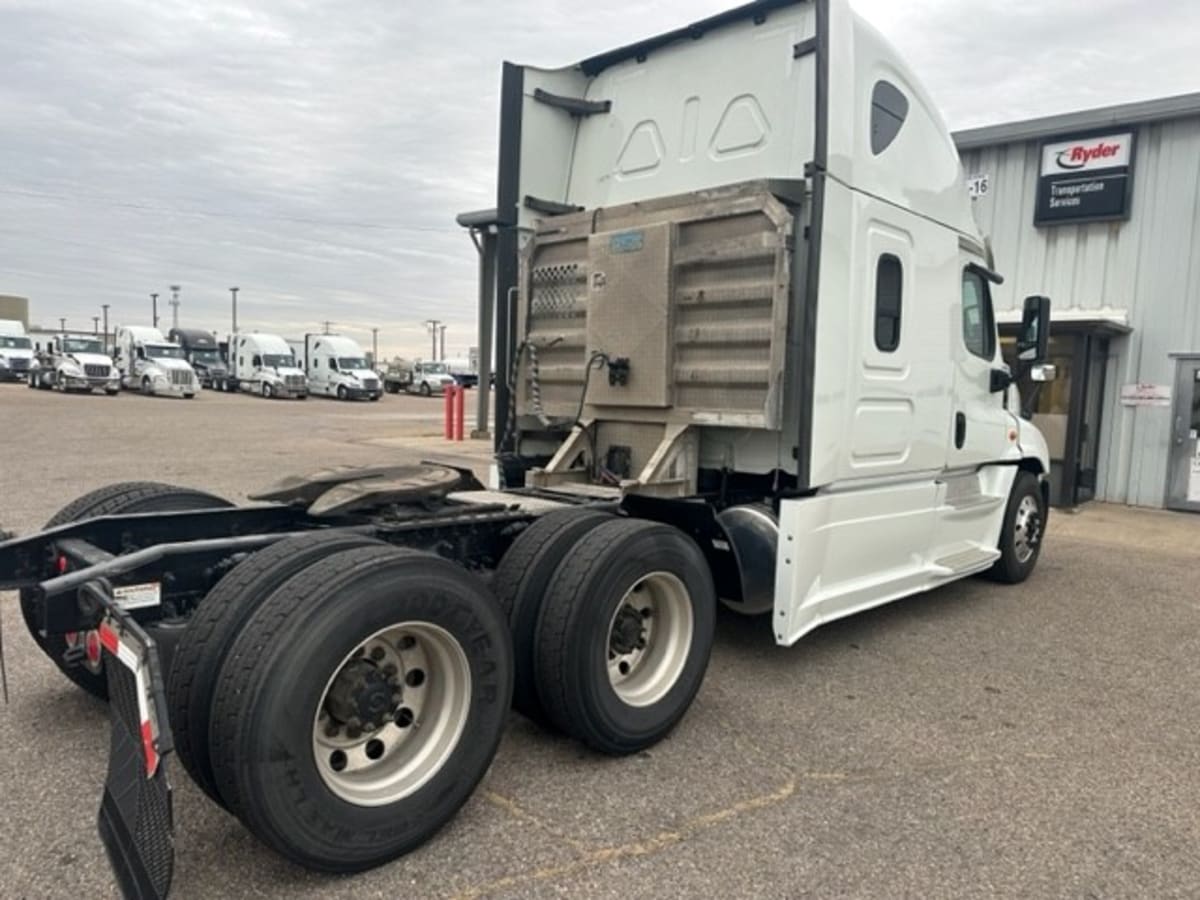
60,365,84,377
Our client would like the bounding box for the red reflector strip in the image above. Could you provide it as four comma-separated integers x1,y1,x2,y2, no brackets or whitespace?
98,624,120,655
56,554,68,574
141,720,159,777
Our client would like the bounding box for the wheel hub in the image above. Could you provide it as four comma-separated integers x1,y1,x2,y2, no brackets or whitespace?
609,605,645,656
325,659,398,732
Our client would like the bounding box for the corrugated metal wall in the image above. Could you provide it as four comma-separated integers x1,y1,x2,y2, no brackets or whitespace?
959,114,1200,507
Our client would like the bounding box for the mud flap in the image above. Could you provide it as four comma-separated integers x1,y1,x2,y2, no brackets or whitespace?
97,612,175,899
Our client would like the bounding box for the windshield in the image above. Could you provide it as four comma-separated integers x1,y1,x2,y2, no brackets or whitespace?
62,338,103,354
420,362,448,374
263,354,296,368
191,349,220,363
146,345,186,360
0,336,31,350
337,357,369,370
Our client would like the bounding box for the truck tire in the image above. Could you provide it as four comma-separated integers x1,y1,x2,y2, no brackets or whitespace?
534,518,716,755
19,482,232,700
207,545,512,872
141,376,152,395
261,382,272,399
167,531,386,806
492,508,613,724
419,382,431,397
337,384,348,400
987,471,1047,584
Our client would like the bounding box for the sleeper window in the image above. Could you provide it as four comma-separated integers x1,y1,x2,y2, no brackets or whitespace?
874,254,903,352
871,81,909,155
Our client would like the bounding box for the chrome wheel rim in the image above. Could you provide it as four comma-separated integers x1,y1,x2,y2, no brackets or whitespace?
606,571,693,708
1013,495,1042,564
312,622,471,807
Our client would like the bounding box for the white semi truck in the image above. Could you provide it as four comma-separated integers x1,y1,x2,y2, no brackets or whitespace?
112,325,199,398
291,333,382,400
28,333,121,394
1,3,1057,896
226,332,308,399
382,358,456,396
0,319,35,382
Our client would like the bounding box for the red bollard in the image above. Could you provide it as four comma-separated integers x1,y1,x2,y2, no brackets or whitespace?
453,383,465,442
444,385,454,440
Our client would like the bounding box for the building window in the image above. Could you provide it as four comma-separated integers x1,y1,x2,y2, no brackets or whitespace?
962,269,996,360
870,81,909,155
874,254,903,352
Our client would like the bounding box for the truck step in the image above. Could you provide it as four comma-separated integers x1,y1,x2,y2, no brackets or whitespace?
930,545,1000,576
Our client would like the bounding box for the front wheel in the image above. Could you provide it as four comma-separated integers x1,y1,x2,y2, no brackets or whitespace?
988,471,1047,584
208,546,513,871
337,384,348,401
534,518,716,755
262,381,273,399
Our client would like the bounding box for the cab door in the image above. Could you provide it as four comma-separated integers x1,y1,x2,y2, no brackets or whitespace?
948,263,1013,470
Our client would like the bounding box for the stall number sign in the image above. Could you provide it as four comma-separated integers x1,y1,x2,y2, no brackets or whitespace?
966,174,990,199
1035,131,1134,226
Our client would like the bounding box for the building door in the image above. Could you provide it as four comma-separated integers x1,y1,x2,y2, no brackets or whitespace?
1166,357,1200,513
1073,335,1110,504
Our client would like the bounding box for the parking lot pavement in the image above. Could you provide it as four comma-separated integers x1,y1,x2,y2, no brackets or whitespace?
2,382,1199,899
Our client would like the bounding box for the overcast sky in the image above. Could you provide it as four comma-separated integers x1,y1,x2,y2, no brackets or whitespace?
1,0,1197,360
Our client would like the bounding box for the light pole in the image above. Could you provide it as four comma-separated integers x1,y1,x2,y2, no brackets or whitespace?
92,316,100,335
102,304,109,350
439,325,446,362
229,287,239,334
371,327,379,368
169,285,181,330
59,317,67,334
150,293,159,328
424,320,441,361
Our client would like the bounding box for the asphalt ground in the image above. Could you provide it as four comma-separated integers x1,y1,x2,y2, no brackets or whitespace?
1,382,1198,899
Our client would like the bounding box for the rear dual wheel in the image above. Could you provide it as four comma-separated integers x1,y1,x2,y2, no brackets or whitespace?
533,518,716,755
496,511,716,755
205,544,512,872
18,482,232,700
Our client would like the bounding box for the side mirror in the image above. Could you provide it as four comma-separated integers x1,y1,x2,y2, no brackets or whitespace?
1031,363,1058,383
1017,295,1051,363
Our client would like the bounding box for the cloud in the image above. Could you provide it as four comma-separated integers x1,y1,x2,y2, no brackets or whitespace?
1,0,1196,359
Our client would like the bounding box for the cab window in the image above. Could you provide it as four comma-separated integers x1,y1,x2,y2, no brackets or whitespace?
961,269,996,361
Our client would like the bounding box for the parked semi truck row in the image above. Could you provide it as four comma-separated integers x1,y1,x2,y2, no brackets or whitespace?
1,2,1059,897
111,326,199,398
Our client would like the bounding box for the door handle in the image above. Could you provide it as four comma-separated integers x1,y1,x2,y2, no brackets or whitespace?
955,412,967,449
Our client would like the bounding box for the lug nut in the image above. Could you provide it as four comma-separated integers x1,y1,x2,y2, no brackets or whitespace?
370,646,385,661
325,723,340,738
383,663,398,677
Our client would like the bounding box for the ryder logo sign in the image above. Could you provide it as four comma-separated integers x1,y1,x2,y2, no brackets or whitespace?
1036,131,1135,226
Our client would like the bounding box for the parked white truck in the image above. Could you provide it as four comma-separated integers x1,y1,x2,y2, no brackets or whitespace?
112,325,198,398
291,333,382,400
0,319,35,382
226,332,308,399
1,3,1058,896
28,333,121,394
383,358,456,396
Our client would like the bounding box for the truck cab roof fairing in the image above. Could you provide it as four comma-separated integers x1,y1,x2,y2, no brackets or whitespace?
498,0,981,245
